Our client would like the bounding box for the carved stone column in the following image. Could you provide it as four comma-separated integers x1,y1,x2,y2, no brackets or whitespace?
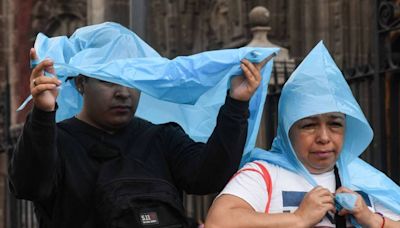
245,6,294,150
246,6,294,63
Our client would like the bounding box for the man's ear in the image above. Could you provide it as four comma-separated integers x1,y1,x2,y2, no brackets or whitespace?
74,75,86,94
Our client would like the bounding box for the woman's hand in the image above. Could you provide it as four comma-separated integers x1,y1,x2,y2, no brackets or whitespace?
336,187,383,227
294,186,335,227
29,48,61,111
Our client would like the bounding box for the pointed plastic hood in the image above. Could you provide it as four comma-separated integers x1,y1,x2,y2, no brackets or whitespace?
278,41,373,174
249,41,374,184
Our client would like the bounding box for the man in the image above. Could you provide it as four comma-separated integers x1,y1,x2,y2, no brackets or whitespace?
205,42,400,227
8,24,271,227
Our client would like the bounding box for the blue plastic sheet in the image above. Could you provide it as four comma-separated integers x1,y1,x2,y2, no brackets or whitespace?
335,193,359,227
18,22,279,155
335,193,357,211
247,41,400,224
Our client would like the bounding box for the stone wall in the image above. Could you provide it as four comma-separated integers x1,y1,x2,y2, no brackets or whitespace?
0,0,380,225
0,0,12,226
137,0,373,70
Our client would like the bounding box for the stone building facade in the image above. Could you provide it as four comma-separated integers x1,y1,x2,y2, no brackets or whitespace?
0,0,399,227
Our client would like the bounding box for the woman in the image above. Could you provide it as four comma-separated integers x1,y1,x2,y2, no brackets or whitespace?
205,41,400,227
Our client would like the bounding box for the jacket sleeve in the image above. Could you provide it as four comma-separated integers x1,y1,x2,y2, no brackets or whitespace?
8,106,59,201
164,95,249,194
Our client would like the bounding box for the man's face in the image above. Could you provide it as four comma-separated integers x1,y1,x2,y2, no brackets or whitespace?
78,77,140,133
289,112,345,174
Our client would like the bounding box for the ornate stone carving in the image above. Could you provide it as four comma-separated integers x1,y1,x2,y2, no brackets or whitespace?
208,0,248,49
209,0,230,46
31,0,86,37
146,0,250,57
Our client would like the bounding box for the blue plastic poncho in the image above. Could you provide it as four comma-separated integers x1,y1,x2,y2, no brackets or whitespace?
247,41,400,222
19,22,279,155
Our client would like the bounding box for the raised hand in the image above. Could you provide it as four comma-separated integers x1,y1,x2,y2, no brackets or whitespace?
294,186,335,227
29,48,61,111
229,54,274,101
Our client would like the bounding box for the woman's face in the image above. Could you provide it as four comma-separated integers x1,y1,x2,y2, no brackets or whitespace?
289,112,345,174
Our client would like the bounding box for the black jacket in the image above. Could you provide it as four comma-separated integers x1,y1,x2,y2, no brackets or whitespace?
8,95,249,228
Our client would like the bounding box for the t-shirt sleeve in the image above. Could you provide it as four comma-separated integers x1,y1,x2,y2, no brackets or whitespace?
218,162,270,213
373,198,400,221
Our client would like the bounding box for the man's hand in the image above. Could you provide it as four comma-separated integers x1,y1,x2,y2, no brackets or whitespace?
30,48,61,111
294,186,335,227
229,54,273,101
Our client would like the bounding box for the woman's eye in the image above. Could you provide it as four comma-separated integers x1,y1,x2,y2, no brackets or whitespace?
330,122,344,128
301,123,316,129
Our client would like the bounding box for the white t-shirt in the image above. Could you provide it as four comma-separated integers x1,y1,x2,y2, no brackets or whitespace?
219,160,400,227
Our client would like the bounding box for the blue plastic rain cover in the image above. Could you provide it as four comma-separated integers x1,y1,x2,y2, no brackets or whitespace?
19,22,279,156
247,41,400,223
